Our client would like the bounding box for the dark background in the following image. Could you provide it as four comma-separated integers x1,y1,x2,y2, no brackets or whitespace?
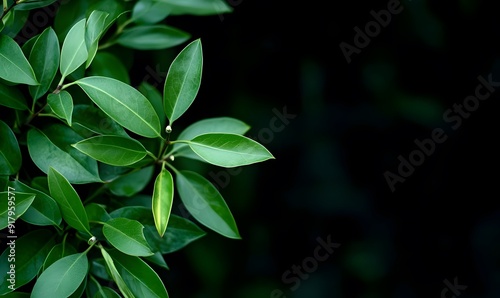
7,0,499,297
156,0,500,297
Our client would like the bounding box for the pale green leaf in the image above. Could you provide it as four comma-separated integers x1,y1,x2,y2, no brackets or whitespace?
152,168,174,237
100,247,135,298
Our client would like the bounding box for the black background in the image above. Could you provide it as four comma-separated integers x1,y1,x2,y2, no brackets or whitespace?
160,0,500,297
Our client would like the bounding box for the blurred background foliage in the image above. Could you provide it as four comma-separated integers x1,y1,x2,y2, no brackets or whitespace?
7,0,500,297
163,0,499,297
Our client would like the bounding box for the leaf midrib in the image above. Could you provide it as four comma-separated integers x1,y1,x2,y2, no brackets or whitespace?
78,80,160,137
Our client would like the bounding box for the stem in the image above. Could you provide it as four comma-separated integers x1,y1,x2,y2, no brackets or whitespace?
158,126,173,160
1,0,15,21
98,18,134,50
165,161,180,176
25,103,48,125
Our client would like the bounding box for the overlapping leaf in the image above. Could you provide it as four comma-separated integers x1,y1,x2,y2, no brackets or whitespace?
31,253,88,298
72,135,148,166
0,120,22,175
28,27,60,102
76,76,162,138
0,230,55,295
103,217,154,256
48,167,91,235
0,34,38,85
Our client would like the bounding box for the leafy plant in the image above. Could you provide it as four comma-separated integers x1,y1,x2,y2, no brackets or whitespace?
0,0,274,297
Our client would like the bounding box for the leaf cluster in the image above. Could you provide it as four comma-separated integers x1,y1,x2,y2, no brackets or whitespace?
0,0,273,297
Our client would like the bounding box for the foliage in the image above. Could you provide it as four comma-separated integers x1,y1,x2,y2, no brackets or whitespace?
0,0,274,297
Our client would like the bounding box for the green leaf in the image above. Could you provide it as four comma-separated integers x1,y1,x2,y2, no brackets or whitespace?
0,191,35,229
132,0,172,24
31,253,88,298
100,247,135,298
85,203,112,222
76,76,162,138
152,168,174,237
109,206,153,225
0,83,28,110
94,287,121,298
28,27,60,102
163,38,202,125
144,252,169,270
14,0,58,10
185,133,274,167
0,120,22,175
176,170,240,239
107,249,169,298
144,214,206,254
89,52,130,84
27,127,102,184
108,165,154,196
157,0,232,16
0,229,55,295
172,117,250,160
60,18,88,78
0,34,38,85
85,10,110,68
139,81,166,129
10,179,62,226
117,24,190,50
72,135,148,166
48,90,74,125
103,217,154,256
72,104,128,138
42,243,78,273
1,10,29,39
48,167,91,234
